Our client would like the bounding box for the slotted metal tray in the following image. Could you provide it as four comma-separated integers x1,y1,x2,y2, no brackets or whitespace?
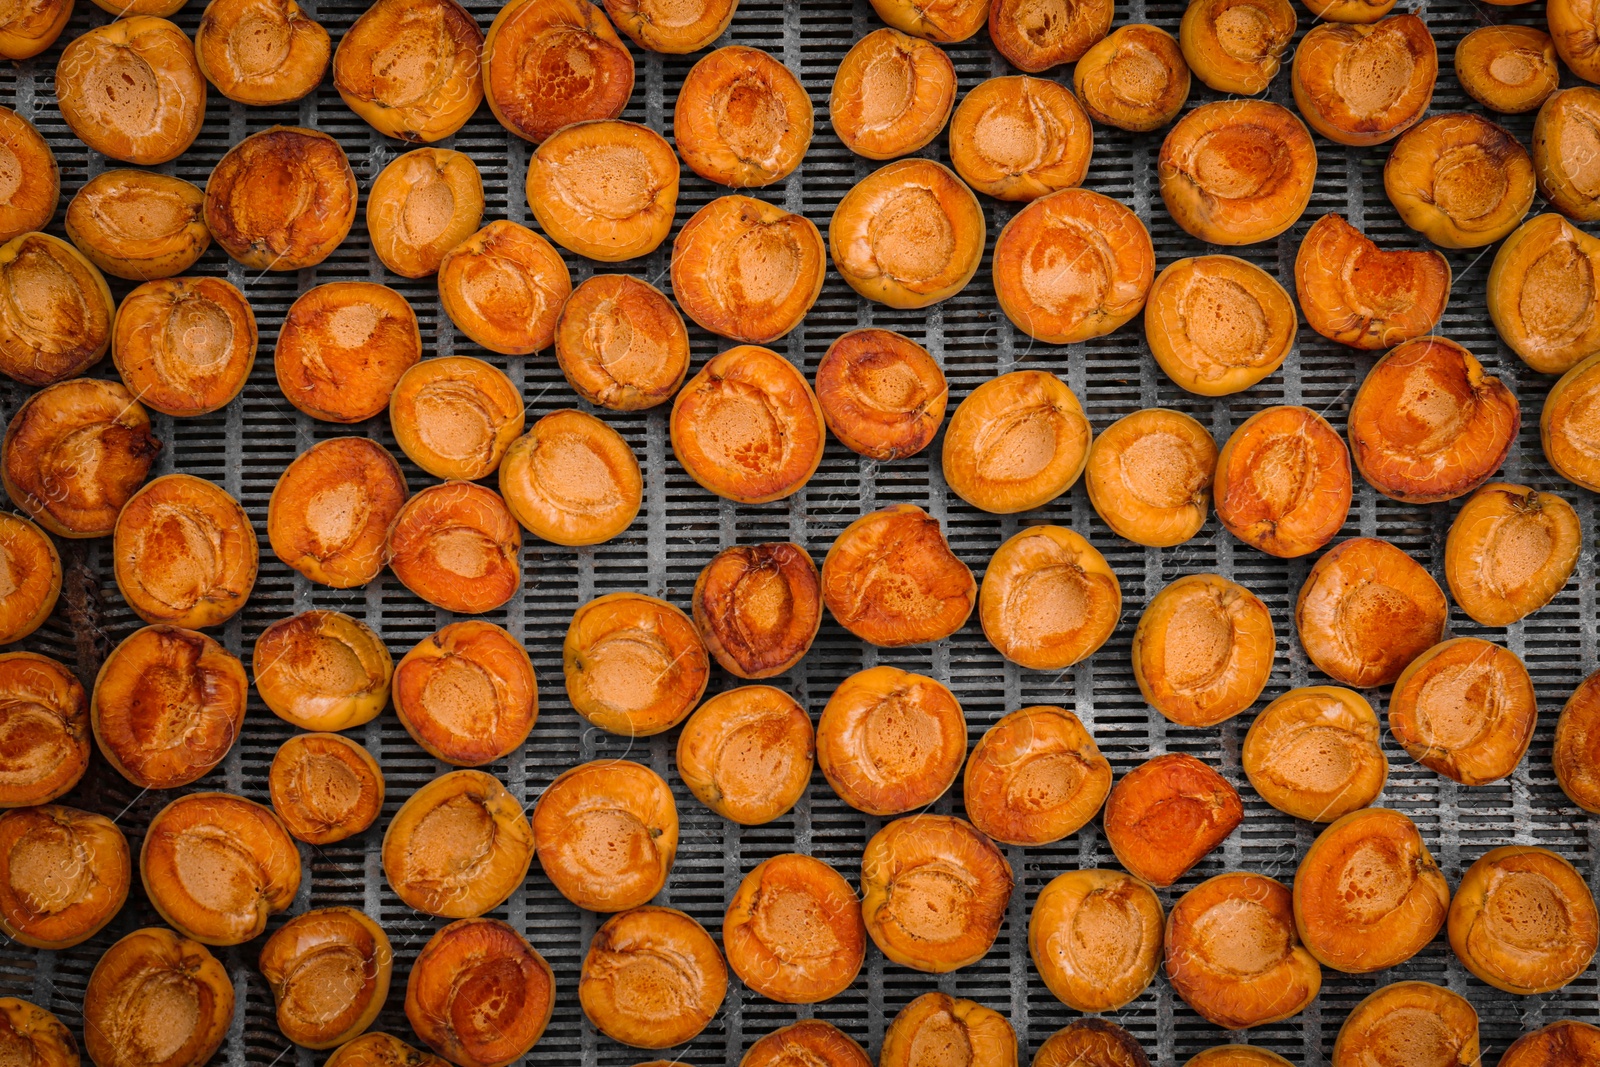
2,0,1597,1063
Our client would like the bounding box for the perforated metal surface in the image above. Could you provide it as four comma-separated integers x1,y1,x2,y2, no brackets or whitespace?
1,0,1597,1063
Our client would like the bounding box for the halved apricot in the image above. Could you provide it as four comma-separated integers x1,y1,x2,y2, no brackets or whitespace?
0,109,56,240
141,791,301,945
1295,537,1445,687
943,370,1091,513
1500,1022,1600,1067
484,0,633,143
204,127,356,270
267,437,408,588
880,993,1013,1067
527,120,678,261
254,611,394,732
870,0,988,42
1295,213,1450,350
676,684,814,824
0,805,127,948
83,928,233,1067
1388,637,1536,785
1544,350,1600,490
277,282,420,423
0,232,114,386
1214,405,1351,558
1385,113,1536,248
992,188,1154,342
564,592,709,736
1086,409,1215,546
675,46,811,187
724,853,865,1003
407,918,554,1067
671,196,825,343
390,356,524,481
55,17,204,165
603,0,734,52
1034,1020,1150,1067
0,653,83,807
113,277,256,417
671,345,825,503
382,769,534,918
112,473,257,629
693,542,820,678
395,621,537,766
1535,87,1600,222
92,625,246,789
822,504,975,646
367,149,485,279
1304,0,1393,20
831,159,985,308
1074,24,1190,132
1185,1049,1293,1067
1242,686,1387,822
1457,25,1558,114
1493,214,1600,374
818,665,966,816
1331,982,1478,1067
948,75,1091,201
1550,0,1600,83
1293,16,1436,147
989,0,1110,70
259,906,391,1049
742,1021,871,1067
1179,0,1295,95
1104,753,1241,887
334,0,482,142
0,522,60,649
386,481,522,614
1449,845,1598,994
1445,482,1579,627
1029,869,1161,1012
979,525,1119,670
268,732,385,844
814,329,946,459
555,274,689,410
1145,255,1296,395
964,704,1108,845
1132,574,1273,728
501,409,641,545
830,28,956,160
324,1033,448,1067
533,758,676,912
1158,100,1316,245
195,0,329,106
581,908,726,1049
0,1000,75,1067
65,170,207,281
0,0,69,59
860,814,1012,972
438,220,572,355
1556,669,1600,812
1293,807,1449,973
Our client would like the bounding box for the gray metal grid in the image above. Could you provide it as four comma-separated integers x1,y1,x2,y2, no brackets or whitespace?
1,0,1597,1063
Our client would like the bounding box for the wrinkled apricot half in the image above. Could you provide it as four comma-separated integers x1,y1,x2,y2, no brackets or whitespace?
1146,256,1294,396
676,685,814,824
484,0,634,144
1550,0,1600,83
268,732,385,844
277,282,421,423
112,474,257,629
1445,482,1579,627
1214,405,1351,558
0,652,83,808
0,805,127,948
0,109,56,240
944,370,1091,513
1295,537,1445,688
141,791,301,945
195,0,329,106
1179,0,1295,95
1535,88,1600,222
113,277,256,417
742,1021,870,1067
948,75,1090,201
267,437,407,588
1132,574,1273,728
1295,213,1450,350
1074,24,1190,132
501,409,641,545
1385,112,1536,248
259,906,391,1049
438,220,572,355
0,231,114,387
0,1000,75,1067
324,1033,448,1067
580,906,727,1049
1029,868,1162,1012
1388,637,1536,785
0,521,60,649
603,0,735,52
564,592,709,736
1556,669,1600,812
815,329,946,459
822,504,975,646
1242,685,1387,821
1332,981,1478,1067
555,274,690,410
334,0,482,142
724,853,865,1003
693,541,820,678
675,46,812,188
1491,214,1600,375
1544,350,1600,490
387,481,522,614
1185,1049,1292,1067
204,127,357,270
0,0,69,59
861,814,1012,972
407,918,554,1067
1450,845,1599,994
1036,1021,1151,1067
979,526,1119,670
1457,25,1558,114
818,665,966,816
870,0,988,42
1501,1022,1600,1067
880,993,1013,1067
831,159,985,308
1086,409,1215,546
527,120,678,262
55,17,204,165
1104,753,1242,887
964,704,1108,845
1292,16,1436,147
989,0,1111,70
394,621,537,766
671,196,826,343
993,188,1154,342
830,28,956,160
533,758,676,912
671,345,824,504
83,928,233,1067
1159,99,1316,244
390,356,524,481
65,170,207,282
367,149,485,279
382,770,534,918
92,625,246,789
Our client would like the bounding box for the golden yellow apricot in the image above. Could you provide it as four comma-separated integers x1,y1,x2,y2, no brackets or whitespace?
1074,24,1191,132
1445,482,1580,627
563,592,709,737
670,196,825,343
437,220,571,356
1449,845,1598,994
500,409,642,545
555,275,689,411
407,920,554,1067
386,482,522,614
0,654,84,804
1295,213,1451,351
204,127,356,270
527,120,679,261
676,685,814,824
267,732,385,845
83,929,233,1067
1158,99,1316,245
989,0,1111,69
389,356,525,482
1388,637,1537,786
1292,15,1437,147
195,0,329,106
830,28,955,160
112,277,256,417
0,0,70,60
817,666,966,816
533,758,676,912
366,149,485,279
1456,24,1558,114
1179,0,1295,95
1549,0,1600,84
880,993,1014,1067
382,770,534,919
1242,686,1388,822
1385,112,1536,248
483,0,633,143
1085,408,1215,546
1213,405,1351,559
1145,254,1297,394
394,621,537,767
1295,537,1446,688
113,473,258,629
0,805,127,948
579,907,725,1050
603,0,735,52
675,46,812,187
0,520,61,650
830,159,985,308
723,853,865,1003
1490,214,1600,375
0,232,114,387
814,329,947,460
963,705,1109,846
979,525,1120,670
258,907,390,1049
55,17,205,165
334,0,482,142
1332,982,1479,1067
947,75,1092,200
1029,869,1162,1012
942,370,1091,513
65,170,208,281
1132,573,1273,728
266,438,407,589
1104,754,1241,887
1555,669,1600,813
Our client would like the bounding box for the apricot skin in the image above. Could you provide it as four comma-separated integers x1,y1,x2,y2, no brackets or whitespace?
821,504,975,647
1104,753,1242,888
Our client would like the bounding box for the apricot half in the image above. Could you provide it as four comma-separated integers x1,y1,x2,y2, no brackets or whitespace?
693,542,820,678
1445,482,1579,627
55,17,205,165
324,1033,448,1067
671,196,825,343
1145,255,1296,395
437,220,571,355
814,329,947,459
1304,0,1393,21
1556,669,1600,812
1293,807,1449,972
0,805,128,948
963,704,1108,845
879,993,1014,1067
1449,845,1598,994
0,653,84,808
382,770,534,918
0,232,114,387
870,0,988,42
1456,25,1559,114
1543,350,1600,490
141,791,301,945
259,906,391,1049
1294,213,1451,350
533,758,676,912
1035,1023,1151,1067
1185,1050,1292,1067
992,188,1154,342
1331,982,1479,1067
483,0,634,143
367,149,485,279
1179,0,1296,95
860,814,1012,972
1292,16,1436,147
390,356,524,481
0,0,69,59
527,120,678,261
387,481,522,613
92,625,246,789
822,504,975,646
580,906,727,1048
831,159,985,308
1491,215,1600,375
988,0,1111,70
277,282,421,423
1074,24,1191,132
830,28,956,160
0,109,56,240
676,685,814,824
1388,637,1537,785
1535,87,1600,221
818,665,966,816
1295,537,1445,688
603,0,735,52
501,409,642,545
724,853,865,1003
65,170,208,281
742,1021,871,1067
555,274,689,410
0,1001,75,1067
268,732,385,844
1550,0,1600,83
1104,753,1242,887
395,621,537,766
113,474,257,629
1214,406,1352,558
407,918,554,1067
1165,872,1321,1029
1029,868,1162,1012
1385,113,1536,248
113,277,256,417
948,75,1091,201
1159,99,1316,244
1500,1022,1600,1067
979,526,1119,670
0,524,61,650
1086,409,1216,546
204,127,357,271
943,370,1091,513
195,0,329,106
1132,574,1273,728
564,592,709,736
1242,685,1388,821
334,0,482,142
83,928,233,1067
267,437,408,588
675,46,812,187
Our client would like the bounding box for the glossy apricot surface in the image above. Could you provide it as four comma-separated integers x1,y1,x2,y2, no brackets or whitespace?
1086,409,1215,546
988,0,1111,70
814,329,946,459
382,769,534,918
1543,350,1600,491
1145,255,1296,396
1133,574,1273,727
604,0,735,52
56,17,204,165
980,525,1120,670
1159,100,1316,245
830,28,955,160
740,1021,871,1067
259,906,391,1048
860,814,1012,972
1184,1049,1293,1067
1213,406,1351,558
334,0,482,142
1104,753,1242,887
1295,213,1450,350
1305,0,1394,20
0,0,69,59
527,120,678,261
0,652,83,808
65,170,207,281
879,993,1014,1067
533,758,676,912
483,0,633,143
963,704,1108,845
870,0,988,42
267,437,407,588
1550,0,1600,83
367,149,485,279
1033,1020,1151,1067
204,127,357,271
1388,637,1537,785
1456,25,1558,114
268,732,385,844
1450,845,1598,994
395,621,536,766
83,928,233,1067
948,75,1090,201
676,685,814,824
387,481,522,613
1445,482,1579,627
564,592,709,736
579,906,727,1049
113,474,257,629
324,1033,449,1067
501,409,641,545
822,504,975,646
818,665,966,816
693,542,820,678
0,109,56,239
670,196,825,343
1385,112,1536,248
0,232,113,386
1293,16,1436,147
0,1000,76,1067
1491,215,1600,375
675,46,811,187
1295,537,1446,688
0,522,60,650
277,282,420,423
1556,669,1600,812
1535,88,1600,222
1179,0,1295,94
1074,24,1190,132
943,370,1091,513
1029,869,1162,1012
195,0,329,105
831,159,984,308
407,918,554,1067
113,277,256,417
92,625,246,789
390,356,524,481
1498,1021,1600,1067
0,805,128,948
1331,981,1479,1067
1242,685,1388,821
437,220,571,355
555,275,689,410
724,853,865,1002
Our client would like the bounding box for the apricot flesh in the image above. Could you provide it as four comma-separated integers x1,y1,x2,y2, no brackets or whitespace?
1445,482,1579,627
722,853,865,1003
267,437,408,589
563,592,709,737
1384,112,1536,249
0,512,59,645
1179,0,1296,95
1132,573,1274,728
532,758,677,912
1295,213,1450,350
393,621,537,766
1029,869,1163,1012
1331,981,1479,1067
112,276,257,417
948,75,1092,200
1073,24,1191,133
1242,685,1388,822
879,992,1015,1067
830,28,956,160
0,805,129,949
1213,405,1352,558
979,525,1120,670
334,0,483,142
1489,214,1600,375
1535,87,1600,221
814,329,947,460
1291,15,1437,147
1555,669,1600,813
1085,408,1215,546
1294,537,1446,688
1388,637,1537,785
676,685,813,824
268,732,385,845
1104,753,1242,887
382,770,534,919
1145,255,1296,395
1499,1022,1600,1067
406,918,554,1067
942,370,1092,514
1448,845,1598,994
83,928,234,1067
0,652,84,807
693,542,820,679
674,46,812,187
822,504,975,646
962,705,1110,845
1158,99,1317,245
819,666,966,816
579,906,726,1049
989,0,1113,70
0,232,114,387
1456,25,1559,114
829,158,985,309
